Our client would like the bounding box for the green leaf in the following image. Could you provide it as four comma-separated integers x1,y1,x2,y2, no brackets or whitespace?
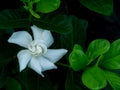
18,69,54,90
86,39,110,64
33,13,73,34
0,41,19,67
60,16,88,50
65,70,82,90
6,77,22,90
36,0,60,13
71,16,88,47
104,71,120,90
79,0,113,15
0,9,30,29
82,66,107,89
69,44,88,71
100,39,120,69
20,0,29,2
0,9,72,34
0,68,7,88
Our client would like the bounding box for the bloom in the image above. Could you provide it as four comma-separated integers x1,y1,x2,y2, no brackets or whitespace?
8,25,68,77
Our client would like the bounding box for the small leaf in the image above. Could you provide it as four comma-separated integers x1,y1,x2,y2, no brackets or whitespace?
79,0,113,15
104,71,120,90
36,0,60,13
6,77,22,90
86,39,110,64
100,39,120,69
29,9,40,18
69,44,88,71
82,66,107,89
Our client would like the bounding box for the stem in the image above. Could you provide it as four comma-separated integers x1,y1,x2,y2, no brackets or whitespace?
56,62,70,68
95,55,103,66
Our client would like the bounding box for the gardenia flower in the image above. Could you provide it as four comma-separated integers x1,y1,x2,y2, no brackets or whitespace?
8,25,68,77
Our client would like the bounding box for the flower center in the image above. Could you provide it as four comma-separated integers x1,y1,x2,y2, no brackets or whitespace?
28,40,47,56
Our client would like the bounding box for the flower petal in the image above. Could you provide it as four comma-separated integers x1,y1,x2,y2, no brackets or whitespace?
37,56,57,72
44,49,68,63
8,31,32,48
31,25,54,47
31,25,43,41
28,57,44,77
17,50,32,72
41,30,54,47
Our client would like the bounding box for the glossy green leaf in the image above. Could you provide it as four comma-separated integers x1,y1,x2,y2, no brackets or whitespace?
36,0,60,13
100,39,120,69
69,44,88,71
82,66,107,89
79,0,113,15
6,77,22,90
33,13,73,34
0,9,30,29
86,39,110,64
65,70,82,90
104,71,120,90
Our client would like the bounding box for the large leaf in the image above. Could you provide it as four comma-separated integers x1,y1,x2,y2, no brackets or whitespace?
36,0,60,13
79,0,113,15
100,39,120,69
0,68,7,88
71,16,88,47
33,13,73,34
0,39,20,67
0,9,30,29
65,70,82,90
86,39,110,64
104,71,120,90
82,66,107,89
0,9,72,34
5,77,22,90
69,44,88,71
18,69,54,90
60,16,88,50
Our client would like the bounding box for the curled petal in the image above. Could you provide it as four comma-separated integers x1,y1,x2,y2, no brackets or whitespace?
37,56,57,72
44,49,68,63
31,25,54,47
17,50,32,71
28,57,44,77
8,31,32,48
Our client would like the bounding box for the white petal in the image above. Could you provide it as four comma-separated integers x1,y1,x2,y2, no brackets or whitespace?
8,31,32,48
31,25,43,41
37,56,57,72
31,25,54,47
28,57,44,77
44,49,68,63
17,50,32,71
41,30,54,47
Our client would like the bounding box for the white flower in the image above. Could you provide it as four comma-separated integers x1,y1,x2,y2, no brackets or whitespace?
8,25,68,77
